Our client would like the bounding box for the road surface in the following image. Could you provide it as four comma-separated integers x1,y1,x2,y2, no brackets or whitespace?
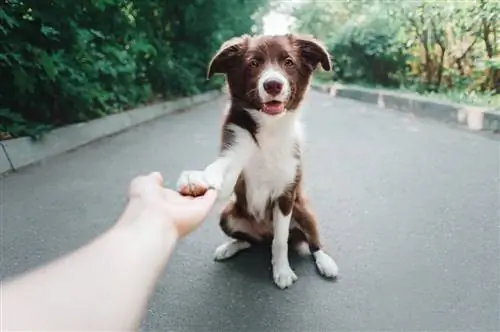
1,91,499,331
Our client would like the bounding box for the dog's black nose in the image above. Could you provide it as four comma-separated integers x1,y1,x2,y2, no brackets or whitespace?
263,80,283,96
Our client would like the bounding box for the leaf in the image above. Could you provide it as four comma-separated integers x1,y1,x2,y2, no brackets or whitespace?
1,0,271,136
39,52,57,81
0,53,11,66
0,8,19,28
13,68,35,94
40,25,59,39
0,108,26,123
89,29,105,39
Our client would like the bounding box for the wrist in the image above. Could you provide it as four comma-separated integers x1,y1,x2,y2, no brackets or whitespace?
107,208,179,285
137,208,180,241
116,199,180,244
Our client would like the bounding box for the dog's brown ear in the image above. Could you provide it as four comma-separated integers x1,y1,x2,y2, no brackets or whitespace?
207,35,249,79
292,34,332,72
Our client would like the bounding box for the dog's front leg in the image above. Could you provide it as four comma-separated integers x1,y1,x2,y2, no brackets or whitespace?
271,195,298,289
176,125,254,199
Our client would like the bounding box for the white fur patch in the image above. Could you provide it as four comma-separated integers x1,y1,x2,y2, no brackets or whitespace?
176,169,223,192
295,241,311,256
213,240,251,261
313,250,339,278
176,125,256,201
271,205,297,289
243,111,300,221
257,66,291,103
177,102,306,289
273,263,298,289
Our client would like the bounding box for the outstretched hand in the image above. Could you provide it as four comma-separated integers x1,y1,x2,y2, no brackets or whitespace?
121,171,218,238
1,171,218,332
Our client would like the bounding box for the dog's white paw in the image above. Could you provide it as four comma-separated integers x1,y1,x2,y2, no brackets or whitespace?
176,170,218,197
213,240,251,261
203,168,223,191
313,250,339,278
272,264,298,289
294,241,311,256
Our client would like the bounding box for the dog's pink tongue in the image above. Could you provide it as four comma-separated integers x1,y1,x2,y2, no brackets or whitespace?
263,102,284,115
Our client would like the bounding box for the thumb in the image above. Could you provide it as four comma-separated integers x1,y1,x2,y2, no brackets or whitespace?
148,171,164,185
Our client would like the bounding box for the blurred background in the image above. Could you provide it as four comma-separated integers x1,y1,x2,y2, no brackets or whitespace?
1,0,498,141
270,0,499,106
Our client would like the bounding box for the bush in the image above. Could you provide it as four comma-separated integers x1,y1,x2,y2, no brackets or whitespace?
329,8,408,87
293,0,499,106
0,0,266,139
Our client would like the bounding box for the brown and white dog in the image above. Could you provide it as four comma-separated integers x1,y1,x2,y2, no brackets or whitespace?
176,33,338,289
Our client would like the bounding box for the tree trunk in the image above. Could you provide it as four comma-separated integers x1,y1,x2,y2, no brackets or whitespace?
456,58,464,76
436,45,446,91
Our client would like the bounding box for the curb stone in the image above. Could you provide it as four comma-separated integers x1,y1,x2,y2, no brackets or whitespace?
0,143,13,174
311,82,500,133
0,90,222,176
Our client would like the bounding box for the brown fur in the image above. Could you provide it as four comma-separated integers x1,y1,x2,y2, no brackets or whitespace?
209,34,331,112
218,169,324,253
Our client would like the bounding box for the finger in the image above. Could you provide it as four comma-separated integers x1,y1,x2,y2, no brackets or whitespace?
163,188,217,207
148,172,164,185
128,175,149,194
163,188,191,202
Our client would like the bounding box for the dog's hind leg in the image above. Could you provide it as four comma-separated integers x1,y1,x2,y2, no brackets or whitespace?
288,227,311,256
292,196,339,279
213,202,261,261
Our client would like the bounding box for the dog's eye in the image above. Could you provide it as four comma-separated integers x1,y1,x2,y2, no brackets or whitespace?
249,59,260,68
284,57,294,67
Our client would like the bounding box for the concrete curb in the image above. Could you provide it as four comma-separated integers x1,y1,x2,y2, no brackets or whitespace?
0,143,13,174
0,90,222,175
311,83,500,133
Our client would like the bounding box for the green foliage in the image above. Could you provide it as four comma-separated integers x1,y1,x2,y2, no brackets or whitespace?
328,6,409,86
0,0,265,139
290,0,499,106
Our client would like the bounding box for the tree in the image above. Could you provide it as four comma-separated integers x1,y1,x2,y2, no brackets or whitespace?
0,0,266,139
289,0,499,100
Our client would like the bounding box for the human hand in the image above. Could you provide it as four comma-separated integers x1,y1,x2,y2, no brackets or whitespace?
122,172,218,239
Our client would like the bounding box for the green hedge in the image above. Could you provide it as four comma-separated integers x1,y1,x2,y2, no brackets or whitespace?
0,0,266,139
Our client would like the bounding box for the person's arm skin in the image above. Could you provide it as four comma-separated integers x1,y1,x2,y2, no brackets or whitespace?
1,172,217,331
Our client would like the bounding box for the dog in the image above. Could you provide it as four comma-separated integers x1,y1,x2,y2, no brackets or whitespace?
176,33,339,289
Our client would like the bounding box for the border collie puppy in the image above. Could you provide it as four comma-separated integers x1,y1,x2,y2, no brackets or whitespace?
177,33,339,289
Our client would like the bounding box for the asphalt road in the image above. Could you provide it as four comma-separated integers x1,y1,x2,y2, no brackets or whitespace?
1,90,499,331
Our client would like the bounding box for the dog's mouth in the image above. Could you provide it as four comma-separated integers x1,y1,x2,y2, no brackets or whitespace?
262,101,285,115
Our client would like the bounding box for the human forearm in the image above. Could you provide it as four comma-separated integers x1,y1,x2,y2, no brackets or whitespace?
1,171,217,331
2,207,178,331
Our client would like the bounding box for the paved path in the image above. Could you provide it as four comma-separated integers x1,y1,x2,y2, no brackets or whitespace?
1,91,499,331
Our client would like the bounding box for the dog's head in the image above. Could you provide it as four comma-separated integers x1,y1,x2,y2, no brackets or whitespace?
208,34,331,116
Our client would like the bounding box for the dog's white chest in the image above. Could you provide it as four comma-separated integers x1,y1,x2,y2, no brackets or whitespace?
243,117,301,220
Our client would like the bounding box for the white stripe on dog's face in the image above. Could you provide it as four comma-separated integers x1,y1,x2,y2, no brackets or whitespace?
257,66,291,103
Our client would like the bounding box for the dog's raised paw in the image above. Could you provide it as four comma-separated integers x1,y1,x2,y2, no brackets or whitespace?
213,240,251,261
313,250,339,278
273,264,298,289
176,170,210,197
